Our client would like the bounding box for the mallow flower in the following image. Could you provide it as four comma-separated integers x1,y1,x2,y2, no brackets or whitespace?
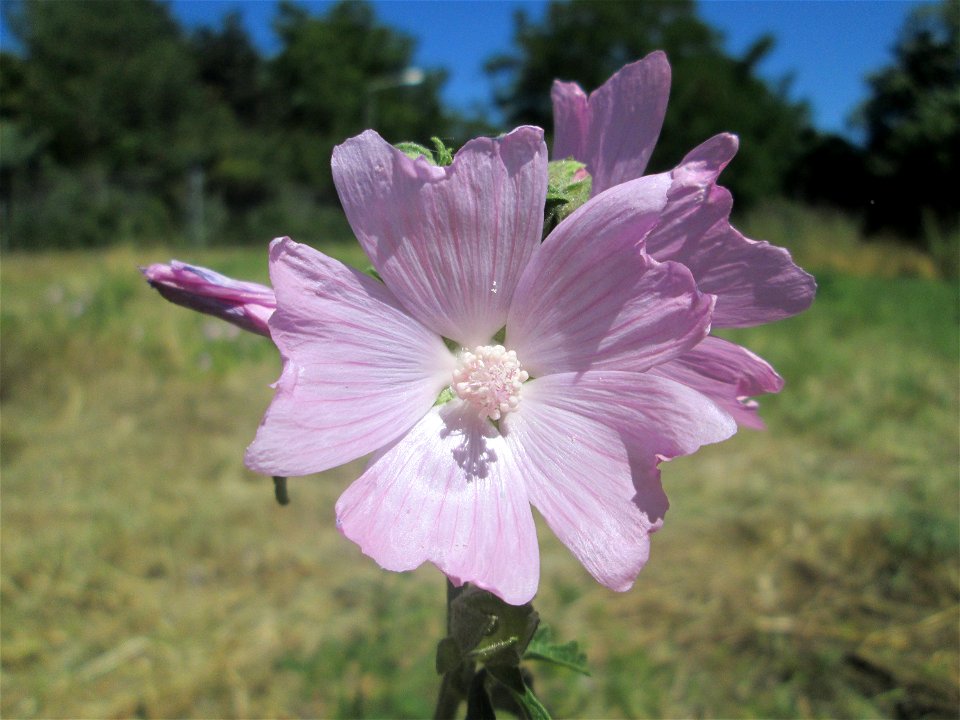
141,261,275,337
244,126,743,605
552,52,816,428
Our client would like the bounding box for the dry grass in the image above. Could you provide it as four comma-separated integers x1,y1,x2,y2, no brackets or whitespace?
2,241,958,718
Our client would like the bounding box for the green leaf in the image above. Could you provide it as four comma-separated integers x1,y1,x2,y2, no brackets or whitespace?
506,682,552,720
523,624,590,675
486,666,551,720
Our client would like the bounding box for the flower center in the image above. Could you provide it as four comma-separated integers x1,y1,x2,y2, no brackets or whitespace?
452,344,529,420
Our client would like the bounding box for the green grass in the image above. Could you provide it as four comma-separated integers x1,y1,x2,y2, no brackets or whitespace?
1,240,958,719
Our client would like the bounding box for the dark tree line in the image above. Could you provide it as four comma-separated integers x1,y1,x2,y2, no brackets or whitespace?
488,0,958,258
1,0,954,254
1,0,453,249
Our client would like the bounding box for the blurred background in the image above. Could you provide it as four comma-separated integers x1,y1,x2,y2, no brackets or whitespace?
1,0,957,718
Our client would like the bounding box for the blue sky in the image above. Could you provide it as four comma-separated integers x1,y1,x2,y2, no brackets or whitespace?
3,0,923,141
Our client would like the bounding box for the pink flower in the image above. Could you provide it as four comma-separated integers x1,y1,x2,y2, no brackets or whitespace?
245,126,742,605
141,261,276,337
553,51,672,198
552,54,816,427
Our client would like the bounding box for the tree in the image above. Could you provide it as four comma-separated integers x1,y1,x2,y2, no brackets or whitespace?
6,0,207,177
856,0,959,245
1,0,233,247
190,11,265,123
486,0,812,208
266,0,449,196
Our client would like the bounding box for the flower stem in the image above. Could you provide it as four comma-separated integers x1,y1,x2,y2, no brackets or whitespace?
434,580,473,720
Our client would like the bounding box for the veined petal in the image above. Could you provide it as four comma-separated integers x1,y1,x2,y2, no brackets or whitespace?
245,238,454,477
645,135,817,327
651,335,784,430
515,370,736,535
332,127,548,346
552,51,671,196
551,80,589,163
501,393,650,592
508,179,714,376
525,370,737,461
336,402,540,605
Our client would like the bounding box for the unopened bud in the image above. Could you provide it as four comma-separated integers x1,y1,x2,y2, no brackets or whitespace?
141,261,276,337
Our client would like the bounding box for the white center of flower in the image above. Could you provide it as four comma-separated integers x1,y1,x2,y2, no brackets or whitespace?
452,344,529,420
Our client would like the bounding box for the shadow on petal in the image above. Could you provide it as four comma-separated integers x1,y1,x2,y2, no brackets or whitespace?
438,402,499,481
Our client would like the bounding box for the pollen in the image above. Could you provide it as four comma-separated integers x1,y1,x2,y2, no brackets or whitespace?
452,344,529,420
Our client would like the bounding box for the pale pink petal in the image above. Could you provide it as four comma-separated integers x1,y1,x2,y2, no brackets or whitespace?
332,128,547,346
645,135,817,327
551,80,589,162
336,402,539,605
552,51,671,196
517,370,736,534
651,336,784,430
525,370,737,461
141,260,276,336
501,393,649,592
508,178,714,376
245,238,454,477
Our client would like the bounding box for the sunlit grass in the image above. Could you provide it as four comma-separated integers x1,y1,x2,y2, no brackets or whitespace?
1,235,957,718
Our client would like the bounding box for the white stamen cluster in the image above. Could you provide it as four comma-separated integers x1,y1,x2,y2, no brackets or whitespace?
452,344,529,420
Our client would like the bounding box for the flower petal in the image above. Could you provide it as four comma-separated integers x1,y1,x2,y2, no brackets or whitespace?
651,335,784,430
551,80,589,163
552,51,671,196
332,127,548,346
336,402,540,605
524,370,737,461
513,370,736,536
245,238,454,477
502,393,649,592
508,177,714,376
645,135,817,327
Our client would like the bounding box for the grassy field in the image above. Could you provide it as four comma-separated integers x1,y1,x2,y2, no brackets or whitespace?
2,223,958,718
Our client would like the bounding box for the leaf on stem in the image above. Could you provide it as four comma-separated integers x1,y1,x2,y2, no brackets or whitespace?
523,624,590,675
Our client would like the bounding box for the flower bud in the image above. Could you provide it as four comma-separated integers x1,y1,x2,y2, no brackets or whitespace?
141,261,276,337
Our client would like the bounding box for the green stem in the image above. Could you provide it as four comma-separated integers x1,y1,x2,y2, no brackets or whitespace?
433,580,473,720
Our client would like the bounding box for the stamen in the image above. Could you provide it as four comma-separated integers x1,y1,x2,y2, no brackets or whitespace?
452,344,529,420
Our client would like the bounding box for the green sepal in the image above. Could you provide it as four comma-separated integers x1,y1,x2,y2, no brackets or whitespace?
364,265,383,283
431,137,455,166
436,636,462,674
523,624,590,675
395,141,436,164
491,326,507,345
543,159,592,239
449,586,540,668
434,386,456,407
